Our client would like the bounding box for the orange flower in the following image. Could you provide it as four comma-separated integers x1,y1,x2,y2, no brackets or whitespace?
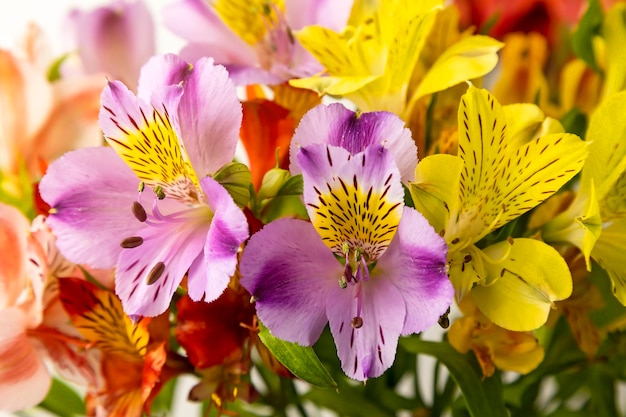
448,294,545,377
59,278,171,417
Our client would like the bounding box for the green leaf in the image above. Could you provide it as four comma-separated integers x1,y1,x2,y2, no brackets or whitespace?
588,365,619,417
571,0,602,72
213,162,252,207
305,386,390,417
400,338,508,417
37,378,85,417
257,322,337,389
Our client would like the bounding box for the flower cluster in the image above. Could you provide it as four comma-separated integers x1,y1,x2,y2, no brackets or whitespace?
2,0,626,416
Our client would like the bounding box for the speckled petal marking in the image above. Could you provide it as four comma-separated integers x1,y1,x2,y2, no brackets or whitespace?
298,144,404,261
101,81,202,204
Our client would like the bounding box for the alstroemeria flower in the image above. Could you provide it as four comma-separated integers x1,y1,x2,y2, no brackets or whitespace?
241,139,453,380
409,85,588,331
59,278,171,417
535,90,626,306
40,54,249,317
67,0,155,91
291,0,502,117
163,0,353,85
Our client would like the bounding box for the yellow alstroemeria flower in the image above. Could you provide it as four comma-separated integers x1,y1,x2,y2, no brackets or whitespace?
290,0,502,117
536,90,626,305
409,85,589,331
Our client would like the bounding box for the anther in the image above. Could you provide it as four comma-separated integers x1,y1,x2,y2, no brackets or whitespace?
338,277,348,289
438,306,451,329
131,201,147,222
120,236,144,249
154,185,166,200
351,316,363,329
138,181,145,193
463,254,472,263
146,262,165,285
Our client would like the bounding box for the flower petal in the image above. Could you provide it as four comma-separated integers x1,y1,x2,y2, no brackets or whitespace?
240,219,340,345
290,103,417,182
162,0,255,65
377,207,453,335
39,147,141,269
176,57,242,176
115,202,210,317
285,0,353,31
326,277,405,380
297,143,404,259
472,238,573,331
187,177,249,303
69,0,155,90
99,79,202,204
136,54,191,102
0,203,29,309
0,307,51,412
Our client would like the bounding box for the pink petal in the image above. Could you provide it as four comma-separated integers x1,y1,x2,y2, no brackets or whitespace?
290,103,417,182
176,57,242,175
285,0,353,31
162,0,255,65
187,177,249,303
136,54,191,102
326,277,405,380
115,201,210,317
0,307,51,412
377,207,453,335
68,0,155,90
240,219,340,345
39,147,142,269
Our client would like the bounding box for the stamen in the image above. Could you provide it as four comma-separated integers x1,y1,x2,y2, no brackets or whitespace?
146,262,165,285
360,257,370,281
131,201,147,222
351,317,363,328
120,236,144,249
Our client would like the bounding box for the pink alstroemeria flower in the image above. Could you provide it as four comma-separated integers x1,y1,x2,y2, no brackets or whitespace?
162,0,353,85
40,54,249,317
67,0,155,91
240,106,453,380
0,205,102,412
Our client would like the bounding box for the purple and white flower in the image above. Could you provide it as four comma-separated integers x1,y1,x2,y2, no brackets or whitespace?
240,106,453,380
40,54,248,317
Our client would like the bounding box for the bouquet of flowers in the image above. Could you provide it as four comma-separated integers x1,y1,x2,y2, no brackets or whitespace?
1,0,626,416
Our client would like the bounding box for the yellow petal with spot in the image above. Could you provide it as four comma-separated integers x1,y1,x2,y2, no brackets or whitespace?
214,0,284,45
591,218,626,305
447,245,487,300
472,238,573,331
411,35,503,101
447,86,588,246
60,278,149,361
409,153,463,234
